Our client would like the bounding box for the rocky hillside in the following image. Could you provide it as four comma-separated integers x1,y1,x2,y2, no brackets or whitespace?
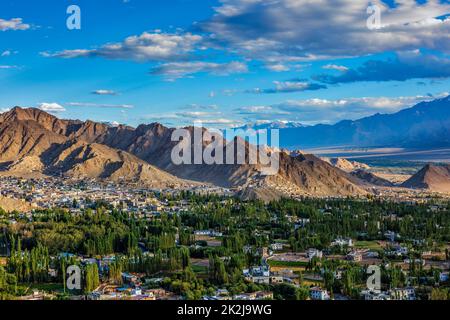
67,118,368,197
0,107,369,199
322,157,370,172
401,164,450,193
0,107,192,188
350,169,394,187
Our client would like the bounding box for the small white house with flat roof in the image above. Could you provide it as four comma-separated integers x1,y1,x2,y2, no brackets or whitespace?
309,287,330,300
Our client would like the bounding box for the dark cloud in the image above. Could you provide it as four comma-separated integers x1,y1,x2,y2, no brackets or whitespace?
314,53,450,84
202,0,450,62
247,80,327,94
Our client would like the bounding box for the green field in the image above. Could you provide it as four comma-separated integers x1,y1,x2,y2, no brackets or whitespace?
354,241,382,251
267,260,309,268
191,265,208,274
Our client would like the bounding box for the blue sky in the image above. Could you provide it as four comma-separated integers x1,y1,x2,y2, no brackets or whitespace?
1,0,450,128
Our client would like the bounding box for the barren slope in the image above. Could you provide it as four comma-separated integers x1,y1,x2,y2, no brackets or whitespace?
401,164,450,192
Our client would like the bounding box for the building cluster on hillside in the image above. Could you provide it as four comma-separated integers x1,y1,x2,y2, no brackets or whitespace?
331,237,353,247
0,176,232,216
243,265,271,284
361,287,416,300
203,289,273,301
1,176,449,301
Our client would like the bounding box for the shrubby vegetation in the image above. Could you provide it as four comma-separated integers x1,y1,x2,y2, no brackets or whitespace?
0,194,449,299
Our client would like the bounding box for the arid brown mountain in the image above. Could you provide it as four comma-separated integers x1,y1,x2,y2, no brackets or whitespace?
0,108,67,162
350,169,394,187
0,107,369,199
272,153,367,196
321,157,370,172
401,164,450,193
0,107,191,188
64,117,368,197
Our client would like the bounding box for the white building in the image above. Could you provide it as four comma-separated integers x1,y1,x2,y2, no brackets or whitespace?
388,245,408,256
390,287,416,300
331,238,353,247
243,265,271,284
361,290,391,300
131,288,142,296
307,248,323,260
384,231,398,242
347,251,363,262
294,218,310,230
194,230,223,237
270,243,284,251
309,287,330,300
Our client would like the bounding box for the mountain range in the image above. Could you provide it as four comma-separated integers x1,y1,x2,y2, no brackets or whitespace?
1,103,449,199
321,157,370,172
235,121,304,132
0,108,188,188
0,107,366,200
254,95,450,149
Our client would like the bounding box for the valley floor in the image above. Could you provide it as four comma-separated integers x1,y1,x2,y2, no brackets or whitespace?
307,147,450,163
1,181,449,301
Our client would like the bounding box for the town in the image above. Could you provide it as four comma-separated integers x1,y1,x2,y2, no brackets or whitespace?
0,177,449,301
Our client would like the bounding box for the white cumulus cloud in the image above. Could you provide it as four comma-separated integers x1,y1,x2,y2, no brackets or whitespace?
42,32,203,62
67,102,133,109
0,18,30,31
202,0,450,61
274,93,449,124
322,64,349,72
92,89,117,95
38,103,66,113
150,61,248,80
